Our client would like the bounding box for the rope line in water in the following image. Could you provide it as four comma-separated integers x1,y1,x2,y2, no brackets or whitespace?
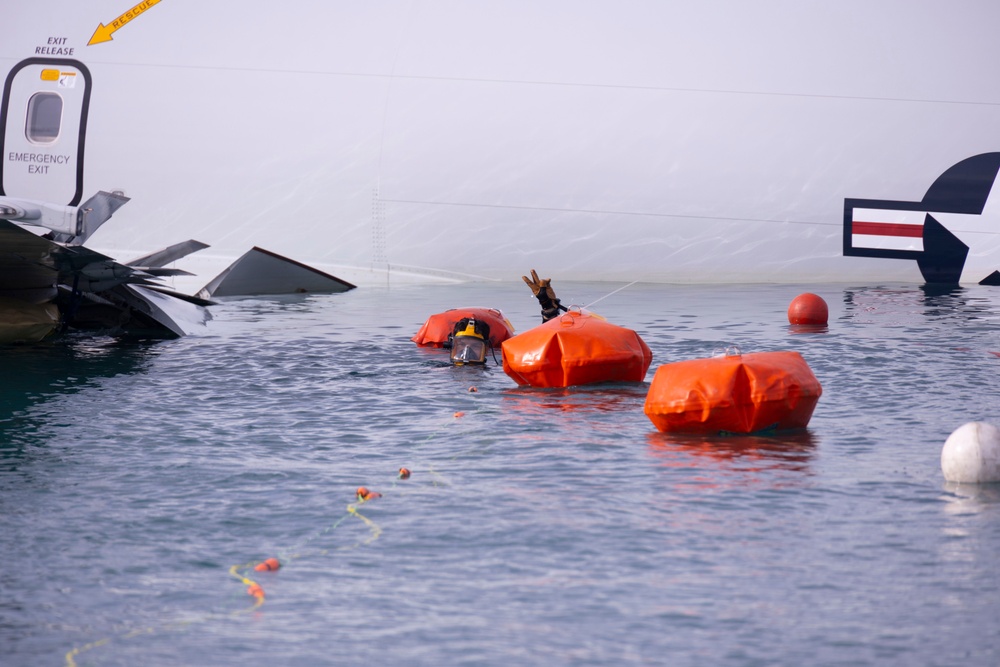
65,403,481,666
583,280,638,310
65,490,388,667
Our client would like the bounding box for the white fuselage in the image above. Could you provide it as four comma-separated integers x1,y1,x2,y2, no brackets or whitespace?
3,1,1000,287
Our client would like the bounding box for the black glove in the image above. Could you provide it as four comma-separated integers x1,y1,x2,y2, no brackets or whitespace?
522,269,566,322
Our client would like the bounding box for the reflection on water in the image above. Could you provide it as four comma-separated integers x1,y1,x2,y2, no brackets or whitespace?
646,429,817,482
0,336,159,465
843,284,1000,326
786,323,829,335
500,383,650,414
0,337,159,416
941,481,1000,515
938,482,1000,575
211,292,327,318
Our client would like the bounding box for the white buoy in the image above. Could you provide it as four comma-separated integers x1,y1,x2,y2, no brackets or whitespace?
941,422,1000,483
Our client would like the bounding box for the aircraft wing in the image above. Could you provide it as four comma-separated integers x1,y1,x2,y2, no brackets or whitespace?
0,219,68,303
126,239,209,268
0,220,210,338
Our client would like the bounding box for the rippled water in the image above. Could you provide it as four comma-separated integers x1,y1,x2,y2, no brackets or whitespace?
2,281,999,667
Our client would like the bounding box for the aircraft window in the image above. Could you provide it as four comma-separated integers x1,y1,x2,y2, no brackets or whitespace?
25,92,63,144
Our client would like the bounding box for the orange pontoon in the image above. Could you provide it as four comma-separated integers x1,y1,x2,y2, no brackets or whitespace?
411,307,515,348
501,311,652,388
643,350,822,434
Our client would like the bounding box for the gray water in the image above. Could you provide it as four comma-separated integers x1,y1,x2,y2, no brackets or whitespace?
2,281,999,667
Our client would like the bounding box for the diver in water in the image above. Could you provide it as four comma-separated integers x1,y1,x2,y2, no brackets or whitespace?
522,269,568,323
448,317,492,365
442,269,565,366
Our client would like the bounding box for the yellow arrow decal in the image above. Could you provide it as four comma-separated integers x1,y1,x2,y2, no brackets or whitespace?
88,0,162,46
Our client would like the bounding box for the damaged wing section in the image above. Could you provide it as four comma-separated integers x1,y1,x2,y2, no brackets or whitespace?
0,194,211,342
65,282,210,338
126,239,209,272
2,193,358,342
197,246,356,298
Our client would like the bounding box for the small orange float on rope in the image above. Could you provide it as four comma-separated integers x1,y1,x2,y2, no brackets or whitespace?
254,557,281,572
501,310,652,388
398,467,411,479
356,486,382,501
643,349,822,434
411,308,515,347
247,583,265,598
787,293,828,325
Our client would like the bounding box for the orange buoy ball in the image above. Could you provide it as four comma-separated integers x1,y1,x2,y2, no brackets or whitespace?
398,467,411,480
254,557,281,572
356,486,382,501
787,293,828,325
454,411,465,418
247,583,265,598
469,386,478,393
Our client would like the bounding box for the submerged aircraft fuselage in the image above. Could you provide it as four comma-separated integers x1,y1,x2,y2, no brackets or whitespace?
3,2,1000,286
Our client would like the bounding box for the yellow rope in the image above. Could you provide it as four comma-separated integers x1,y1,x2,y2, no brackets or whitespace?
64,403,479,665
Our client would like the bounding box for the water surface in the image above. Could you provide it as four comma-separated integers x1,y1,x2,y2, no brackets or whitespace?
2,281,999,666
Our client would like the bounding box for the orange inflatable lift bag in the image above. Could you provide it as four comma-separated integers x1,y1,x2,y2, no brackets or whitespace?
643,350,822,434
501,311,652,388
412,308,515,348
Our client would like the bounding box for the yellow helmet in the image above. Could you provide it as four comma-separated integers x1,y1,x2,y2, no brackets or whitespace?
449,318,489,365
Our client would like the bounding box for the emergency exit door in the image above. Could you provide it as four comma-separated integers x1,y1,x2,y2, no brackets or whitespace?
0,58,91,206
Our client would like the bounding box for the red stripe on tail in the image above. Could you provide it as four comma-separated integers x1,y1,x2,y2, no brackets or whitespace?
852,221,924,238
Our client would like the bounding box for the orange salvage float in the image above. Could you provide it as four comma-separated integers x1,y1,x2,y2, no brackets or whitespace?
501,311,652,388
643,350,822,434
411,307,515,348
